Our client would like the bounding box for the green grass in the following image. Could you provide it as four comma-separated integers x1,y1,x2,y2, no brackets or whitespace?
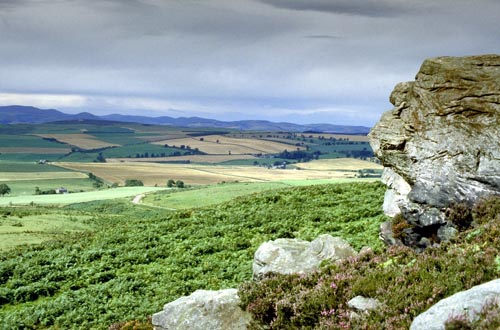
0,161,73,172
2,178,96,197
0,187,168,206
0,182,387,329
0,212,93,251
0,153,68,162
143,182,290,209
0,134,68,149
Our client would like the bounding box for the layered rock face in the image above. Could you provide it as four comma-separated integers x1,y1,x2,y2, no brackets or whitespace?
370,55,500,244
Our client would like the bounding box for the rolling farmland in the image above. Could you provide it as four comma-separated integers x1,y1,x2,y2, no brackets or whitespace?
55,161,371,186
153,135,302,155
35,133,120,149
295,158,383,171
107,154,257,164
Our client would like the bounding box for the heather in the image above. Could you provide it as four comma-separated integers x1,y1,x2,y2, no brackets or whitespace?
239,195,500,329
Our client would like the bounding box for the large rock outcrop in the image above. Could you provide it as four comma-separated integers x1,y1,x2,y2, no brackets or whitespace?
252,234,357,280
369,55,500,244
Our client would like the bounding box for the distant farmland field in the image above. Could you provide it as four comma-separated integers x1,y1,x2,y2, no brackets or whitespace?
36,134,120,149
55,161,364,186
0,147,71,154
0,186,168,206
0,171,88,181
107,154,258,164
153,135,301,155
306,133,370,142
295,158,383,171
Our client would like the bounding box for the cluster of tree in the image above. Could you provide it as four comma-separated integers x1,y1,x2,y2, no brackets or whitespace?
88,172,105,188
124,179,144,187
34,187,56,195
275,150,322,162
339,149,374,159
0,183,11,196
134,150,198,158
94,152,106,163
166,179,185,188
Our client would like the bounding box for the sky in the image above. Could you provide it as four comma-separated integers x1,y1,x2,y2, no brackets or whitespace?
0,0,499,126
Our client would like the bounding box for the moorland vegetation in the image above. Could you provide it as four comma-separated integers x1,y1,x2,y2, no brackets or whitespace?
0,182,386,329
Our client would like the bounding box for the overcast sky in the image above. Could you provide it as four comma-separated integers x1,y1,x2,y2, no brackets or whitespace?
0,0,499,126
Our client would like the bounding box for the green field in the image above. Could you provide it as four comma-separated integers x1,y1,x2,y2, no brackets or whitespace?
0,211,93,251
0,186,168,206
0,134,69,149
2,178,95,197
143,182,290,209
0,161,73,173
142,179,379,209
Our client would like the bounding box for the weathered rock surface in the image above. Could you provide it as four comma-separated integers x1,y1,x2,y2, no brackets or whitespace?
369,55,500,243
253,234,356,279
347,296,383,312
410,278,500,330
151,289,251,330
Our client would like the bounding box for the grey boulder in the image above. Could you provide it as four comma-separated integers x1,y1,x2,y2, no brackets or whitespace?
411,278,500,330
253,234,357,280
152,289,251,330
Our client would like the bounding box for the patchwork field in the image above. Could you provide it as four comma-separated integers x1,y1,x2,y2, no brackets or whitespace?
107,154,258,164
295,158,383,171
55,161,365,186
36,134,120,149
153,135,301,155
306,133,370,142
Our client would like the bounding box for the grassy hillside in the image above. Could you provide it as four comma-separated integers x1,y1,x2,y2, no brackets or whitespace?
0,182,387,329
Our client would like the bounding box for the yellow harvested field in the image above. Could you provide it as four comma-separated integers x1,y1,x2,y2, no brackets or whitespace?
152,135,302,155
0,147,71,154
0,171,88,181
36,134,119,150
295,158,383,171
55,161,359,186
107,154,257,164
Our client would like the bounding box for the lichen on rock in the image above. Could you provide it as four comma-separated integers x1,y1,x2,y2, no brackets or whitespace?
369,55,500,246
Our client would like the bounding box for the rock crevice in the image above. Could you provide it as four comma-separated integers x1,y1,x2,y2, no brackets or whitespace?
369,55,500,246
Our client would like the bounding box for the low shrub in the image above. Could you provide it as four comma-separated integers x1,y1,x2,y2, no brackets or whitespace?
239,195,500,329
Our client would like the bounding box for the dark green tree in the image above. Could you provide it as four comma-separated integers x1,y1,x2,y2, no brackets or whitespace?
167,179,175,188
175,180,185,188
0,183,11,196
125,179,144,187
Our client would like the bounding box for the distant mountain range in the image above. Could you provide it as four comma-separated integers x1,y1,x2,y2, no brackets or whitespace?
0,105,371,134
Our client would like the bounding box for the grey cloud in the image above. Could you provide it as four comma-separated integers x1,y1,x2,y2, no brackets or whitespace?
305,35,341,40
256,0,429,17
0,0,499,126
